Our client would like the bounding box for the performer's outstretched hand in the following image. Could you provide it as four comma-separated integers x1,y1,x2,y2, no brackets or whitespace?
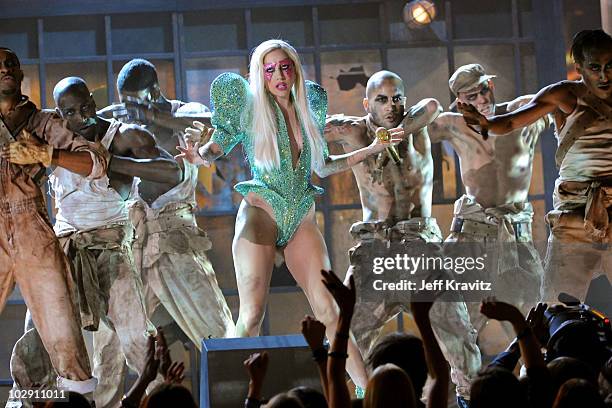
175,141,209,167
184,120,214,145
368,126,404,153
458,101,489,140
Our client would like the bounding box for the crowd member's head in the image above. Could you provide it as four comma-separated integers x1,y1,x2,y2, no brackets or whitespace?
0,47,23,97
141,383,197,408
552,378,605,408
287,386,327,408
53,77,98,141
43,391,90,407
365,333,427,399
571,29,612,100
364,70,406,129
117,58,161,106
248,39,325,173
449,63,496,117
363,363,417,408
264,393,305,408
547,356,598,396
470,367,526,408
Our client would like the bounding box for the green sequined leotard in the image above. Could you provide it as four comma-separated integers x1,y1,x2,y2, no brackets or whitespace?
210,72,328,246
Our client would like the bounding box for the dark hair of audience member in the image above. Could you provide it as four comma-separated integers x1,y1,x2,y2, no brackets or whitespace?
287,386,327,408
547,356,598,395
265,393,305,408
552,378,605,408
470,367,527,408
43,391,90,408
363,363,417,408
365,333,427,397
140,383,197,408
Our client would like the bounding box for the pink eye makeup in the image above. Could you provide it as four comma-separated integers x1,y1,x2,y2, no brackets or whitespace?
263,58,294,81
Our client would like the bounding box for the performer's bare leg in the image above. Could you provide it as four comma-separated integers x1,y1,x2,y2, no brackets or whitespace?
233,200,277,337
284,207,368,388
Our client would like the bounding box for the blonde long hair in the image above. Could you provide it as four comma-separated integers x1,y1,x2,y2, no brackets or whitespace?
248,39,325,173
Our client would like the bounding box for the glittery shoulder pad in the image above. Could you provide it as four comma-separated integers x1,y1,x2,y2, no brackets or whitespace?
210,72,250,154
305,80,327,131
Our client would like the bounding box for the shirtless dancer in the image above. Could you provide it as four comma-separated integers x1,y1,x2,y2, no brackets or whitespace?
325,70,481,400
459,29,612,304
97,59,234,404
0,48,104,400
428,64,550,334
7,77,181,408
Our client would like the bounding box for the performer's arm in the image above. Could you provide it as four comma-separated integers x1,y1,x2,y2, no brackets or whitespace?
131,103,213,133
109,125,182,184
427,112,459,144
460,82,575,135
324,114,363,146
315,127,404,178
402,98,443,135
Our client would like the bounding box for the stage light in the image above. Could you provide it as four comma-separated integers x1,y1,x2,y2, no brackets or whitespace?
403,0,436,29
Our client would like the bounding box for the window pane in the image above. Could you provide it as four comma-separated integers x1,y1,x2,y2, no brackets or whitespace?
452,0,513,39
321,50,381,116
520,43,537,95
387,47,450,108
45,62,107,109
21,65,40,107
440,145,460,201
183,10,245,52
111,13,173,54
185,57,247,107
518,0,534,37
563,0,602,79
328,209,362,274
454,45,516,103
44,16,105,58
431,203,454,237
319,4,380,45
388,0,446,42
0,18,38,59
530,199,547,254
252,7,313,47
112,59,176,102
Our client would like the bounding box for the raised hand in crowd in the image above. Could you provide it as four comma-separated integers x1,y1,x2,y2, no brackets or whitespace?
480,298,545,370
302,315,329,399
411,300,449,408
321,269,355,408
244,351,270,407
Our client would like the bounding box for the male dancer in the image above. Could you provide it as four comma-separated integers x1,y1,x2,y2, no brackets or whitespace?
428,63,551,333
325,70,481,401
8,76,181,407
0,48,104,399
458,29,612,303
97,59,235,404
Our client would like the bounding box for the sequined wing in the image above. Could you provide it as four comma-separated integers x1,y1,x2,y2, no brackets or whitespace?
210,72,250,155
305,80,329,160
